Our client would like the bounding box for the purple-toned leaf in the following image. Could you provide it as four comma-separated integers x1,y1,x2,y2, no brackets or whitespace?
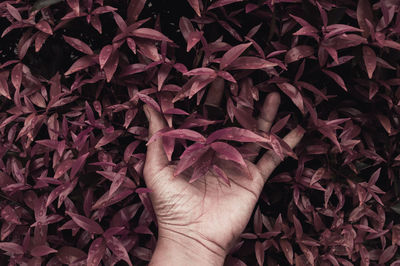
31,245,57,257
322,69,347,91
11,63,23,90
99,45,113,69
276,83,305,114
6,4,22,21
105,236,133,266
65,56,96,75
35,21,53,35
57,246,87,264
357,0,374,37
255,241,264,266
187,0,201,16
137,93,161,112
87,237,105,266
54,159,74,179
175,143,209,176
207,127,270,144
379,245,397,264
285,46,314,64
161,129,206,142
131,28,173,42
63,35,93,55
271,114,291,134
212,164,230,186
66,211,104,234
1,205,21,225
184,67,216,77
0,242,24,254
211,141,247,169
228,56,277,70
95,130,123,149
207,0,242,11
279,239,293,265
220,43,252,70
362,46,376,79
104,50,119,82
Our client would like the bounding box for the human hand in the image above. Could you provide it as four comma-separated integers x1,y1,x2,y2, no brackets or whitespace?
143,91,304,265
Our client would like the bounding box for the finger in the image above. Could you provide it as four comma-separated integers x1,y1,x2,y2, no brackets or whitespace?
205,77,224,107
256,125,304,179
143,104,169,174
244,92,281,162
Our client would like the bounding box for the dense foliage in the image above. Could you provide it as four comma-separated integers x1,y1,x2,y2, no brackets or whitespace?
1,0,400,265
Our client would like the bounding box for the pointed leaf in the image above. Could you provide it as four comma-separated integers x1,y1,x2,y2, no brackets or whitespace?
285,46,314,64
65,56,96,75
63,35,93,55
31,245,57,257
99,45,113,69
362,46,376,79
211,142,247,168
175,143,209,176
105,236,132,266
228,56,277,70
220,43,252,70
0,242,24,254
322,69,347,91
131,28,173,42
162,129,206,142
207,0,242,11
87,237,105,266
66,211,103,234
207,127,270,144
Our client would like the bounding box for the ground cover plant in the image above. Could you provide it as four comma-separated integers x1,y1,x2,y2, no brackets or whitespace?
0,0,400,265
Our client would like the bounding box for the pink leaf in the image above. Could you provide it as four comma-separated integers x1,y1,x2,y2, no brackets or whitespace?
187,0,201,16
207,127,270,144
228,56,277,70
6,4,22,21
11,63,23,90
211,142,247,169
137,93,161,112
217,71,236,83
63,35,93,55
357,0,374,37
87,237,105,266
65,55,96,75
184,67,216,76
162,129,206,142
131,28,173,42
379,245,397,264
1,206,21,225
322,69,347,91
175,143,209,176
99,45,113,69
57,246,87,264
0,242,24,254
220,42,252,70
127,0,146,23
207,0,243,11
105,236,132,266
54,159,74,179
103,50,119,82
285,45,314,64
212,164,230,186
271,114,291,134
276,83,305,114
66,211,104,234
362,46,376,79
255,241,264,266
31,245,57,257
279,239,293,265
95,130,123,149
35,21,53,35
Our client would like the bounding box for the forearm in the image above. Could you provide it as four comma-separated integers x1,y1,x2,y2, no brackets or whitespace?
149,230,226,266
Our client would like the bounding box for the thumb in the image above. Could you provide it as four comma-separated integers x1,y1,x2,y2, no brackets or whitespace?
143,104,168,176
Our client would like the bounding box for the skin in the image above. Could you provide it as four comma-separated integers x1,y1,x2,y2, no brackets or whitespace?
143,92,304,265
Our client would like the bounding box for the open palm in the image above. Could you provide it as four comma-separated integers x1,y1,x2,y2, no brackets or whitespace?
143,92,304,263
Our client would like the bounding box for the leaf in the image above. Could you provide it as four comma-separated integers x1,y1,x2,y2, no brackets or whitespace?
362,46,376,79
65,55,96,75
137,93,161,112
220,43,252,70
276,83,305,114
228,56,277,70
271,114,291,134
0,78,11,99
279,239,293,265
207,127,270,144
322,69,347,91
161,129,206,142
379,245,397,264
63,35,93,55
212,164,230,186
285,46,314,64
87,237,105,266
35,20,53,35
103,50,119,82
1,206,21,224
0,242,24,254
57,246,87,265
127,0,146,23
357,0,374,37
11,63,23,90
175,143,209,176
54,159,74,179
31,245,57,257
207,0,243,11
32,0,64,11
131,28,173,42
105,236,132,266
211,142,247,169
184,67,216,77
187,0,201,16
6,4,22,21
99,45,113,69
95,130,123,149
255,241,264,266
66,211,104,234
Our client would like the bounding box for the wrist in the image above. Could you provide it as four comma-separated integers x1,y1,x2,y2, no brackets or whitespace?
150,227,226,266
